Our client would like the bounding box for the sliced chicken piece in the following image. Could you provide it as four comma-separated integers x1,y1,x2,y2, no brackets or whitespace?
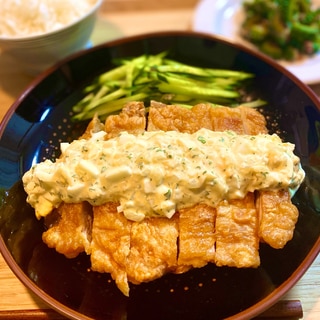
215,193,260,268
147,101,214,132
234,106,299,249
44,102,146,259
211,105,268,134
238,105,268,135
209,105,265,268
147,101,267,134
176,204,216,273
42,202,92,258
256,189,299,249
210,105,246,133
148,102,265,269
105,101,146,139
42,116,103,258
126,214,179,284
90,202,132,297
79,114,105,140
91,203,179,295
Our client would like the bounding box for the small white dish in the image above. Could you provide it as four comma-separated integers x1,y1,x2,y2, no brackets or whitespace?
193,0,320,84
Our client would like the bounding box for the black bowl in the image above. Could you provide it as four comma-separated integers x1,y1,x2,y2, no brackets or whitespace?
0,31,320,320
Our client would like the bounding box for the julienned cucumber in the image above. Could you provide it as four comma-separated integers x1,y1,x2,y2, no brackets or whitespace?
72,52,265,121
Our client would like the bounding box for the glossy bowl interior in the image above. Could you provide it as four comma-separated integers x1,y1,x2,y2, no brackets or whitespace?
0,0,102,75
0,31,320,320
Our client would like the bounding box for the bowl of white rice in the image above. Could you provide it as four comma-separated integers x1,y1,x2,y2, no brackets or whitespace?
0,0,102,75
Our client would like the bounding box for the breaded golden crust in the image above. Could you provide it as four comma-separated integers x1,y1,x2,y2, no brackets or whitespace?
147,101,268,134
90,204,179,296
41,101,300,296
215,193,260,268
239,105,268,135
256,189,299,249
42,202,92,258
176,204,216,273
212,105,268,134
126,215,179,285
147,101,214,133
147,102,267,269
105,101,146,139
90,202,132,297
79,115,105,140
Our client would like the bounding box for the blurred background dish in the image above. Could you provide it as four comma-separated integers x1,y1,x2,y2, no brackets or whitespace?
0,0,103,75
0,31,320,320
193,0,320,84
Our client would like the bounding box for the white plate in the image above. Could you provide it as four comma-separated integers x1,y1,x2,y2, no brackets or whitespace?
193,0,320,84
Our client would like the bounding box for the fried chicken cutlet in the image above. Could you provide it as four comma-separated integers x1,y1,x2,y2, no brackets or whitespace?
147,100,268,134
40,101,302,296
90,202,132,296
148,100,299,252
42,102,145,251
148,101,264,268
42,202,92,259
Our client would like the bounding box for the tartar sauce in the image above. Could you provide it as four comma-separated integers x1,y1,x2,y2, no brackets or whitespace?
23,128,305,221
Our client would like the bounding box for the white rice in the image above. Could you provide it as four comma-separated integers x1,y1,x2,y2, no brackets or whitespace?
0,0,97,37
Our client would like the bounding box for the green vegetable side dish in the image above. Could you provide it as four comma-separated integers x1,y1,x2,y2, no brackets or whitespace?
72,52,266,121
241,0,320,60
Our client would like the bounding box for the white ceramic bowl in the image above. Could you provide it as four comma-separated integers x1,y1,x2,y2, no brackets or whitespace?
0,0,103,75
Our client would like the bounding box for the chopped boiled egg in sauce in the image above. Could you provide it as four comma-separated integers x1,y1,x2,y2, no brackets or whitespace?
22,128,305,221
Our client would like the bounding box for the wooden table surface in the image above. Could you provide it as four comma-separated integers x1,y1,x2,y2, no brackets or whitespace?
0,0,319,319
